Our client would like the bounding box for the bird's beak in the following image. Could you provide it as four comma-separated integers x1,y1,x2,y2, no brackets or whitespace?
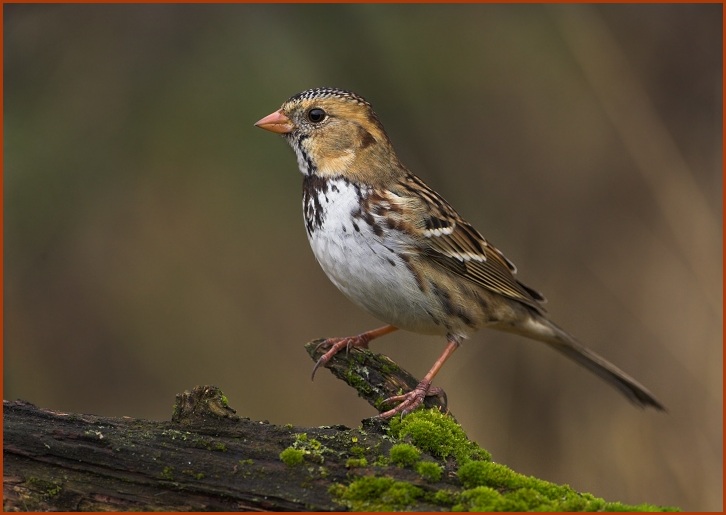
254,110,294,134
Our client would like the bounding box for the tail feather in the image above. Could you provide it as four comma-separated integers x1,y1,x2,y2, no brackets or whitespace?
519,316,666,411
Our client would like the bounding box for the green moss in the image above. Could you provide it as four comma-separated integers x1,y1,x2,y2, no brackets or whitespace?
453,461,679,511
330,407,677,512
379,360,398,375
345,368,375,397
160,466,174,480
389,443,421,467
46,484,62,497
322,417,678,513
527,476,574,500
454,485,573,511
190,436,227,452
328,483,347,498
454,485,502,511
458,460,521,489
27,477,62,498
388,409,490,463
304,465,330,479
279,447,305,466
416,461,443,482
604,503,680,512
373,454,390,467
432,488,459,506
182,469,205,480
453,484,677,512
331,476,424,511
349,445,366,457
283,432,331,464
346,457,368,468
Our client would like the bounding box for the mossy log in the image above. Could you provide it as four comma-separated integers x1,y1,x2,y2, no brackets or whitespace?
3,341,677,512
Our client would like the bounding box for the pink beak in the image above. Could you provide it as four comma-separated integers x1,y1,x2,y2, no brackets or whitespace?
254,110,294,134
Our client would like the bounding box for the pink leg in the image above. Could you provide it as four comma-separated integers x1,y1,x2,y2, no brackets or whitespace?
311,325,398,380
376,336,460,419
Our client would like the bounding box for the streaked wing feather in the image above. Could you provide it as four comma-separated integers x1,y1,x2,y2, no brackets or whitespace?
398,173,545,310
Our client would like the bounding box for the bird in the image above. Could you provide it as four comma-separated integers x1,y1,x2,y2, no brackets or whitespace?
255,87,665,418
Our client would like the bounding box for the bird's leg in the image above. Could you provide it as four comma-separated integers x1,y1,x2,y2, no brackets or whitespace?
376,336,460,419
312,324,398,380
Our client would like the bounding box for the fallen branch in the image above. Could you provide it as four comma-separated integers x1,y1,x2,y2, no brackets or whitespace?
3,341,677,512
303,338,449,416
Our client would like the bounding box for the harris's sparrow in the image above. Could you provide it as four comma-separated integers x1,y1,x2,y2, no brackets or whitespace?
255,87,665,418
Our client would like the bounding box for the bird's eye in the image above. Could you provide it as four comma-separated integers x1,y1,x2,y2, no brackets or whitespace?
307,108,326,123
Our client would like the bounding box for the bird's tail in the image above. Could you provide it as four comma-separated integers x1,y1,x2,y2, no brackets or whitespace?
517,315,666,411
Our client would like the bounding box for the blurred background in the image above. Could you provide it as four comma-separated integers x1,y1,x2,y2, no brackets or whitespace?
4,3,721,511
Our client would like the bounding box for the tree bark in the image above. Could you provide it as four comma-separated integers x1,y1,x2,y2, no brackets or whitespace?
3,341,675,512
2,342,448,511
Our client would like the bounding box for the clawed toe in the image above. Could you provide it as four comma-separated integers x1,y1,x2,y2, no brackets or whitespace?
311,335,370,380
376,380,433,419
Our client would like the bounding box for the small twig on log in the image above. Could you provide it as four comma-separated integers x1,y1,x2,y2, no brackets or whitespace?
172,385,239,424
304,339,449,418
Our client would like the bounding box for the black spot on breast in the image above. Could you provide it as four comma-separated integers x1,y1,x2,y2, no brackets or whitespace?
302,175,329,236
350,187,388,238
360,210,383,237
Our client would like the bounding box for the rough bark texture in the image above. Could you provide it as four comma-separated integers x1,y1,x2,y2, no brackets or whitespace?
2,343,448,511
304,338,449,416
3,342,676,512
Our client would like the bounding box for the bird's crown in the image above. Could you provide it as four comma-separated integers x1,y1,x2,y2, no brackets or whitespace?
286,87,371,108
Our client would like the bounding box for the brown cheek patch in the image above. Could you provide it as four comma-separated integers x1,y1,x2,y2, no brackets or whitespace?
359,128,376,149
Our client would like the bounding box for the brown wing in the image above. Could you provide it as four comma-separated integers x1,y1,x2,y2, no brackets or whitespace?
396,173,546,311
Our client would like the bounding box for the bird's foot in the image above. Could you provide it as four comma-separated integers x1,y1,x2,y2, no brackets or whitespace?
311,325,397,380
311,335,370,380
376,380,444,419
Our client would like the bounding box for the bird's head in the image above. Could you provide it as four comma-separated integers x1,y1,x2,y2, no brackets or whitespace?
255,87,402,184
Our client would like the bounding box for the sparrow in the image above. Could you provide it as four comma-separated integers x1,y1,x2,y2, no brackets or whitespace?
255,87,665,418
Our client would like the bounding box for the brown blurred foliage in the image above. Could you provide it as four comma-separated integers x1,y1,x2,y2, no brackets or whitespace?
4,4,721,511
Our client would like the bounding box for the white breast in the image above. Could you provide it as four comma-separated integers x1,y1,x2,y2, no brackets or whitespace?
305,178,446,336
